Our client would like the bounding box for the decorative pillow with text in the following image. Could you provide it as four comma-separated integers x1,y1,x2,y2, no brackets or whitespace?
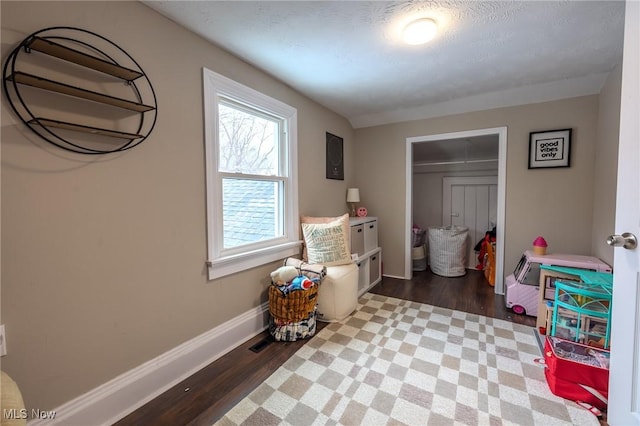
300,213,351,262
301,217,352,266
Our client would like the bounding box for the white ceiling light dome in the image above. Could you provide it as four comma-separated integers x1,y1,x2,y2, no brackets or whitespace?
402,18,438,45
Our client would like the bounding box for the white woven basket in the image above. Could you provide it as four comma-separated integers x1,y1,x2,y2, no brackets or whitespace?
428,226,468,277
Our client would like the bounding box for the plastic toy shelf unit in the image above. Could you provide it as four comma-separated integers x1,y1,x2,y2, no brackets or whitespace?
550,273,613,349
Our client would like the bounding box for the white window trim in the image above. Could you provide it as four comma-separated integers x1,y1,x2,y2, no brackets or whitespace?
203,68,300,280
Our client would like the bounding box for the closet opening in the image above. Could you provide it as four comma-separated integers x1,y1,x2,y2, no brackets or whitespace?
404,127,507,294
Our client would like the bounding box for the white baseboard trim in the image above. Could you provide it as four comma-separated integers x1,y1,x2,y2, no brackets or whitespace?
29,303,270,426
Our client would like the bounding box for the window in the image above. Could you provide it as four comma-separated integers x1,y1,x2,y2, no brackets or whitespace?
203,68,300,280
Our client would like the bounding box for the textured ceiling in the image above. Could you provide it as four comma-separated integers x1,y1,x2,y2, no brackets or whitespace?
144,0,624,131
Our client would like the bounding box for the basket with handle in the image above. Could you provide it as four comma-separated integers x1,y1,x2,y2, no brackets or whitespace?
268,284,318,323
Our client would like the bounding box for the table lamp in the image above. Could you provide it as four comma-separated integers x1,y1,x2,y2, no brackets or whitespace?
346,188,360,217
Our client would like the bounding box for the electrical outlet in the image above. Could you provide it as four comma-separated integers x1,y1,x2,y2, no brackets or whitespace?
0,325,6,356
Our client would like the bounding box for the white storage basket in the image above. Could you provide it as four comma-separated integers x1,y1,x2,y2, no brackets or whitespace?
428,226,468,277
412,244,427,271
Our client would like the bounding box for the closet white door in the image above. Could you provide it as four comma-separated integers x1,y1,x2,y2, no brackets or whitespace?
443,177,498,268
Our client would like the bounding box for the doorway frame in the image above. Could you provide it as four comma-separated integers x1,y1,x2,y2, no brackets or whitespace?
405,126,508,294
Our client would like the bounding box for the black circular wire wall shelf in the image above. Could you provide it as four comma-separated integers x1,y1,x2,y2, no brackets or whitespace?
3,26,157,155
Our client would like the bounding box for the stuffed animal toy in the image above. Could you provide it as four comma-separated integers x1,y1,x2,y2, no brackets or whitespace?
283,275,316,295
270,266,299,285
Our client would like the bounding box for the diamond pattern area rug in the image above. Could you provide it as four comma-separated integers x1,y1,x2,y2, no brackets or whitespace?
216,293,598,426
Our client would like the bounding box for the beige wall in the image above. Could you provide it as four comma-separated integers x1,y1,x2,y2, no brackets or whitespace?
355,96,601,278
1,1,354,409
591,64,622,265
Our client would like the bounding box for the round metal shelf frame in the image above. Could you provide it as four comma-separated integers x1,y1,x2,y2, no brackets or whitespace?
3,26,157,155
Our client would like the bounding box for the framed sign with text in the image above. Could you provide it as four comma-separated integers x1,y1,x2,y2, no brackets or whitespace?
528,129,572,169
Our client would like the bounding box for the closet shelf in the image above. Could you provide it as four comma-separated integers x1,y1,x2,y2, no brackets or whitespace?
28,117,144,140
25,36,143,81
8,71,154,112
414,158,499,167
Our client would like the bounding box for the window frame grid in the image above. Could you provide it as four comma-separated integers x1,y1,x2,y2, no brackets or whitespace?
203,68,300,280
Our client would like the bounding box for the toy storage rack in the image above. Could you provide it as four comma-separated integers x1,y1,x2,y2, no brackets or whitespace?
550,279,613,349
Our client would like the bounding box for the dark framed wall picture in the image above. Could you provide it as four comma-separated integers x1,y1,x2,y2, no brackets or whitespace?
528,128,572,169
326,132,344,180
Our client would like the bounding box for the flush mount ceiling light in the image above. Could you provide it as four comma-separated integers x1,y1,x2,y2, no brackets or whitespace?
402,18,438,45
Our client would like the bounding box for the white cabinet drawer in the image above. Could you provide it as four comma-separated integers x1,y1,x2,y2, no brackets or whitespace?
350,224,364,256
349,217,382,296
369,250,381,285
363,220,378,254
356,259,369,293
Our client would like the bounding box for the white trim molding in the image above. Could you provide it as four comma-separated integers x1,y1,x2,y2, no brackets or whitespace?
203,67,299,280
29,304,270,426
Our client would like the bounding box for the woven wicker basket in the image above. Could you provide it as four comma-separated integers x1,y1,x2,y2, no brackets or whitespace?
268,285,318,323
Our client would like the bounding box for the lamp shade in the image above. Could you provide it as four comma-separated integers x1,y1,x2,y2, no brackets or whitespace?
346,188,360,203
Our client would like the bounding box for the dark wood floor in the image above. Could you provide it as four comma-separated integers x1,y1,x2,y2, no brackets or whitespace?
115,269,536,426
